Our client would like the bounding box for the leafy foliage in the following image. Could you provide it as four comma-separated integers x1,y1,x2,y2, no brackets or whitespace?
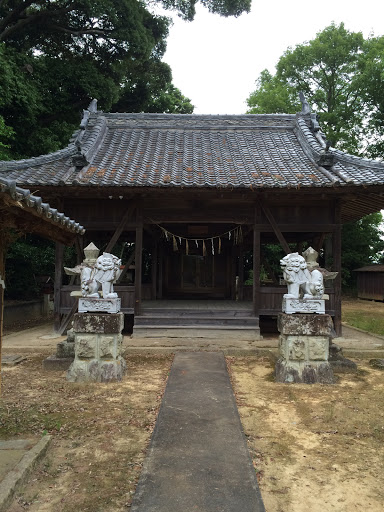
341,213,384,288
0,0,248,158
247,23,384,157
5,235,55,299
246,24,384,289
0,1,189,157
160,0,251,20
0,114,14,160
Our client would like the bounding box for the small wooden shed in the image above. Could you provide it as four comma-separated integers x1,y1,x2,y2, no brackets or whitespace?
354,265,384,301
0,176,85,392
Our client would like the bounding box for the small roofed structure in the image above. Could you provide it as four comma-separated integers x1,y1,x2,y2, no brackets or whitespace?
354,265,384,301
0,176,85,393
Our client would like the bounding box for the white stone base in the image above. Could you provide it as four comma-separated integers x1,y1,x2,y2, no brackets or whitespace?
78,297,121,313
282,298,325,314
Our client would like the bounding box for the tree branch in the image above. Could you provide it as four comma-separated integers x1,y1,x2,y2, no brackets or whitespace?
51,24,112,38
0,5,75,41
0,0,35,34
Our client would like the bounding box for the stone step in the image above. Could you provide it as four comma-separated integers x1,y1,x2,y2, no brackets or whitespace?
132,325,262,340
134,315,260,327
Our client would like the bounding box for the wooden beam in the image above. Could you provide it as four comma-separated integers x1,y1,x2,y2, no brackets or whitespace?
260,203,290,254
238,245,244,301
230,246,237,300
151,243,158,300
116,250,135,284
105,203,136,254
158,245,163,299
254,224,336,233
58,299,78,336
314,232,327,253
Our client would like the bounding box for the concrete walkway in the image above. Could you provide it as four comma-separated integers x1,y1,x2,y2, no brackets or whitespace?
0,437,51,512
131,352,265,512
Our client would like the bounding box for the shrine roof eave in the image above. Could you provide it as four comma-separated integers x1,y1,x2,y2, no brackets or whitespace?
0,176,85,244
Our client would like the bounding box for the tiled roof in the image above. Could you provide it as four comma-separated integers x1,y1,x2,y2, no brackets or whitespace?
0,176,85,234
1,109,384,190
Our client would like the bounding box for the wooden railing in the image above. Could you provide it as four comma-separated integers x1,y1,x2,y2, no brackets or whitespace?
244,285,335,316
60,284,335,317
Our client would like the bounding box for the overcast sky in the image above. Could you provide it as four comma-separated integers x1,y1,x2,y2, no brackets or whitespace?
159,0,384,114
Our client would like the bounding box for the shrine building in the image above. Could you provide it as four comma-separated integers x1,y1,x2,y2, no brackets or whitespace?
2,99,384,340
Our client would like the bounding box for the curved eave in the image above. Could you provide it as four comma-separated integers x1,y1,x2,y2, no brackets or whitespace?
0,177,85,240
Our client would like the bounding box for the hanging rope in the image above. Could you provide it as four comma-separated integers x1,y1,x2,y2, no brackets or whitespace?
155,223,244,256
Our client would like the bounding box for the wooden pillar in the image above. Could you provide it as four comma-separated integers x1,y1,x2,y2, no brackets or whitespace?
230,246,237,300
158,244,163,299
134,211,143,316
253,206,261,317
54,242,64,333
333,201,342,336
151,242,158,300
238,245,244,301
75,235,84,264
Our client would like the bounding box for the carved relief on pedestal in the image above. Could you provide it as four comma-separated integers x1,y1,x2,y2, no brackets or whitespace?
308,337,329,361
289,338,306,361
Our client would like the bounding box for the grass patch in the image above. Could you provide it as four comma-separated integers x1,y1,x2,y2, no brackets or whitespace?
342,310,384,336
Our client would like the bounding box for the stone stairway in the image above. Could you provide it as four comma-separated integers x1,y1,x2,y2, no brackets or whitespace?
133,304,261,340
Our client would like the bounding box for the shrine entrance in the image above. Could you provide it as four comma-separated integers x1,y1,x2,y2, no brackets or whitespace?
163,251,230,299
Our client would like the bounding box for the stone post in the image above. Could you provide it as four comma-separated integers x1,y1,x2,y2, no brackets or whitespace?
275,313,335,384
67,312,126,382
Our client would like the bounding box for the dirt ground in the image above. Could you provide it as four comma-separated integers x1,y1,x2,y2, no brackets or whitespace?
228,356,384,512
1,351,383,512
0,353,173,512
1,298,384,511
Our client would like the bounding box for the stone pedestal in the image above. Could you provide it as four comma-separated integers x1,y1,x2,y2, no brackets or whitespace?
67,312,126,382
43,328,75,371
78,297,121,313
275,313,335,384
282,297,325,314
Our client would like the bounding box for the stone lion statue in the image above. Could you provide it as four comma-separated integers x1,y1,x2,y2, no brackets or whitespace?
280,252,324,299
81,252,121,299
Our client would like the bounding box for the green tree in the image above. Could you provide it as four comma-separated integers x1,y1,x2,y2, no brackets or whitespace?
0,0,249,158
0,0,173,157
341,213,384,288
246,69,299,115
0,114,14,160
246,24,384,289
246,23,384,156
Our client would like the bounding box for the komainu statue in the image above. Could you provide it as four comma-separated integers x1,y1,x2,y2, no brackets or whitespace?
280,252,324,299
82,252,121,299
